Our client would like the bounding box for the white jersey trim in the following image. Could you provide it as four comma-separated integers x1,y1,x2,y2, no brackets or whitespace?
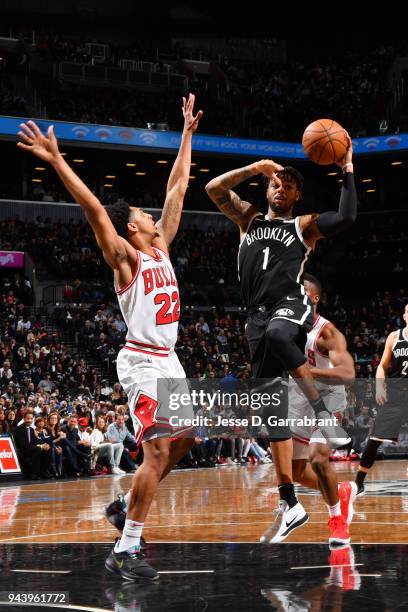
294,216,309,249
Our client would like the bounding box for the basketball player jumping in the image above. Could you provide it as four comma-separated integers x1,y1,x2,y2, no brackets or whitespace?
355,303,408,495
278,274,357,547
206,140,356,542
17,93,202,580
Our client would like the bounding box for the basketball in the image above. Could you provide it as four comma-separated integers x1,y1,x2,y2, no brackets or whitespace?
302,119,349,165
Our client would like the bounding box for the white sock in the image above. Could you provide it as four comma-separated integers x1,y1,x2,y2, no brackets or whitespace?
327,501,341,517
114,519,144,553
123,491,131,512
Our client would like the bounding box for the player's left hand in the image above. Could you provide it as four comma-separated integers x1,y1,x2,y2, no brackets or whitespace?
182,93,203,133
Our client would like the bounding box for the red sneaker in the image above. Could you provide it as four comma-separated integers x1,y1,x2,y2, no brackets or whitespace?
329,545,361,590
328,515,350,548
338,481,358,524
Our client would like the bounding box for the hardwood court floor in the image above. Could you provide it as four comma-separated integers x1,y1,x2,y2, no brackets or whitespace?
1,460,408,545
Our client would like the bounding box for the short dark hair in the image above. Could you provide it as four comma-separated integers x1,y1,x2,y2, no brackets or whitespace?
303,273,322,296
105,201,131,238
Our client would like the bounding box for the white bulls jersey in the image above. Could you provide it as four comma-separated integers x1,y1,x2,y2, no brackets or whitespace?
290,313,347,455
116,247,179,357
305,314,332,370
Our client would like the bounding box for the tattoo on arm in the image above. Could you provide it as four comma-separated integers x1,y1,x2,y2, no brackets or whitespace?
206,167,258,225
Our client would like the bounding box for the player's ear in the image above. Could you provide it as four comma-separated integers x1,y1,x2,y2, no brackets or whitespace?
127,220,139,234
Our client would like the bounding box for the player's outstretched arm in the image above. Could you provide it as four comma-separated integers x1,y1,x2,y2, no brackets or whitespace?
205,159,283,234
310,324,355,384
155,94,203,251
375,331,396,405
301,137,357,247
17,121,130,273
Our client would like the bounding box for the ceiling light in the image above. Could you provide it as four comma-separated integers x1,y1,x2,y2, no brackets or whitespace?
35,167,46,171
249,182,259,186
105,175,116,179
126,162,136,167
391,161,403,165
361,179,372,183
136,172,146,176
366,189,376,193
157,160,168,164
73,159,84,163
199,168,210,172
189,176,196,179
104,184,113,188
32,178,42,183
327,172,338,176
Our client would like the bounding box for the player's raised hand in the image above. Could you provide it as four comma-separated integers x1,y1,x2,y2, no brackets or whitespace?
17,120,60,163
253,159,285,178
336,133,353,169
182,93,203,133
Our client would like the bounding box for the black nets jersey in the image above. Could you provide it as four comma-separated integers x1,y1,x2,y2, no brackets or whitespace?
389,329,408,378
238,215,311,309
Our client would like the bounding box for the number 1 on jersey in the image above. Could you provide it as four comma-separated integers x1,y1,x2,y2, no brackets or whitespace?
262,247,269,270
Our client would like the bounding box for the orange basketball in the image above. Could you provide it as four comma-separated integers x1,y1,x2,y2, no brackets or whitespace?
302,119,349,165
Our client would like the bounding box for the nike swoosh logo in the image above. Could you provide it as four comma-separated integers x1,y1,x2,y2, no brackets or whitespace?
116,559,124,568
285,516,298,528
286,297,297,301
142,258,151,262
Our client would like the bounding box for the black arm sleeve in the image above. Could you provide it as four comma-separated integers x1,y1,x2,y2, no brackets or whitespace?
316,172,357,237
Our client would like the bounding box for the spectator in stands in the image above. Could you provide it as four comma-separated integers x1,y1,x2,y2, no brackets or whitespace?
0,360,13,382
107,413,137,472
38,373,57,393
101,379,113,398
61,415,91,476
33,416,54,477
4,408,17,433
0,408,6,434
90,414,124,474
47,411,66,476
75,417,93,474
14,411,49,479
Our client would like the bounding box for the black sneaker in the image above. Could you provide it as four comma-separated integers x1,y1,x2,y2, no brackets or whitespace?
105,495,126,531
105,545,158,581
105,495,147,552
356,483,365,497
105,496,147,552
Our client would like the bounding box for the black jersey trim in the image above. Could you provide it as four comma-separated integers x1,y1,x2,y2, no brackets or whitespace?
237,213,262,281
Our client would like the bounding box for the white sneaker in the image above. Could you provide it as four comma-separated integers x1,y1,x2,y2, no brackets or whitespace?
260,501,309,544
111,467,124,475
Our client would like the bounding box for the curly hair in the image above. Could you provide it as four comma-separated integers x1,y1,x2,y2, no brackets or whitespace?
266,165,304,195
105,201,131,239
